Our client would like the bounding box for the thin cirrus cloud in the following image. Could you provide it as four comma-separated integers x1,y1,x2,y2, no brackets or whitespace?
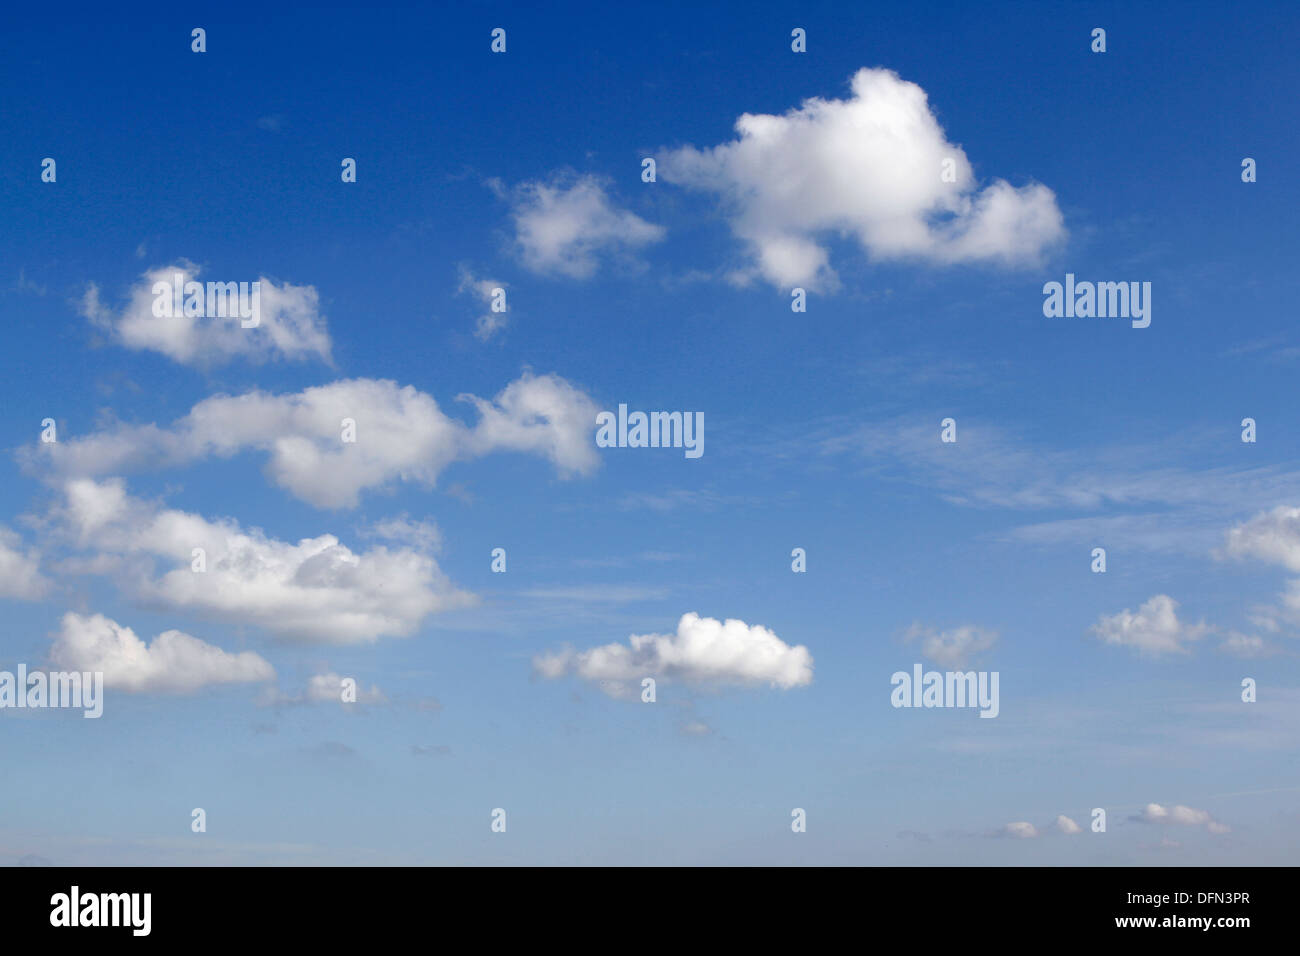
534,612,814,697
81,261,333,367
510,174,665,278
49,477,473,645
817,418,1300,513
802,417,1300,562
25,371,601,510
659,67,1065,290
49,612,274,693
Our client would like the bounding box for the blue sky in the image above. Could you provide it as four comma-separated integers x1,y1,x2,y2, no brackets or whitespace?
1,0,1298,865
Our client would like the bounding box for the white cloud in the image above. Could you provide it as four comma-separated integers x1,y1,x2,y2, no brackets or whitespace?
999,822,1039,839
52,478,473,644
533,612,813,696
81,262,332,366
661,68,1065,290
532,652,571,681
1224,506,1300,571
361,515,443,554
0,527,51,600
995,815,1081,839
1134,803,1229,833
457,266,508,341
49,612,274,693
904,624,997,667
1055,815,1082,835
29,372,600,509
813,417,1300,519
1223,507,1300,638
456,372,601,477
1092,595,1206,657
511,175,664,278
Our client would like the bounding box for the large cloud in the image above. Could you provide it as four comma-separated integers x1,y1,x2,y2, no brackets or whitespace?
534,612,813,696
81,261,332,366
26,372,600,509
660,68,1064,289
52,478,472,644
511,175,664,278
50,612,274,693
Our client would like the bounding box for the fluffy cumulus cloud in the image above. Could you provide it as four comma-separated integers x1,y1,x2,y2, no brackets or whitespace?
0,526,51,600
511,175,664,278
1092,594,1206,657
1133,803,1230,834
1224,506,1300,571
81,261,332,366
904,623,997,667
456,372,601,475
1055,815,1082,835
660,68,1065,290
998,822,1039,839
27,372,599,509
534,612,813,696
52,478,473,644
1092,587,1268,659
1223,507,1300,637
49,612,273,693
